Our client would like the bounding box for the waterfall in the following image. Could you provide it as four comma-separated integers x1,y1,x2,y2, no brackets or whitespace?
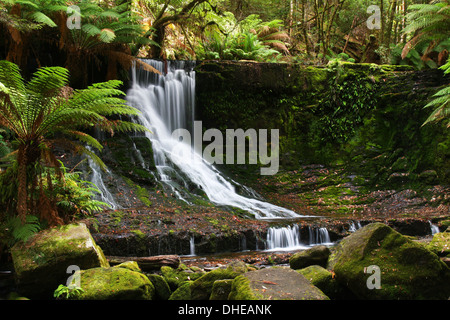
266,225,308,251
349,221,362,232
126,60,306,220
87,155,120,211
189,236,196,256
308,227,332,246
265,225,333,251
429,221,440,235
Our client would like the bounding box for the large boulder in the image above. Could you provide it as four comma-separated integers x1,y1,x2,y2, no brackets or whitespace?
228,267,329,300
11,223,109,299
71,265,155,300
329,222,450,299
289,245,331,269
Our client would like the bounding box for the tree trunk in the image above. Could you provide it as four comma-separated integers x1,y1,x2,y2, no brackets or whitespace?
385,0,397,48
17,145,28,223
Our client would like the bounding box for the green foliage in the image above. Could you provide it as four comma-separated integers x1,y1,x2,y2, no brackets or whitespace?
0,60,147,222
0,214,41,247
198,13,286,62
53,284,84,300
423,57,450,127
46,161,110,220
311,63,378,145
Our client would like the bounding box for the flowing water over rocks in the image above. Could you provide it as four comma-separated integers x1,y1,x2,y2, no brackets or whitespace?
77,61,449,266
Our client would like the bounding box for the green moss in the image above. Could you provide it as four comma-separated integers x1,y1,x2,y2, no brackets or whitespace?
228,275,261,300
75,267,155,300
189,267,245,300
147,274,172,300
210,279,233,300
161,264,206,291
169,281,193,300
427,232,450,257
332,223,450,299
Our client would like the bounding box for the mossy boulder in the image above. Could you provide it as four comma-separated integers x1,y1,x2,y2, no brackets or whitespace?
161,263,206,291
289,245,331,269
72,266,155,300
297,265,356,300
330,222,450,299
145,274,172,300
228,267,329,300
169,281,193,300
189,262,248,300
210,279,233,300
10,223,109,299
427,232,450,257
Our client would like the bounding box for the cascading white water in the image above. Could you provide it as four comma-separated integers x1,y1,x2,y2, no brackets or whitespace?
429,221,440,235
265,225,334,251
266,225,308,251
308,226,332,246
86,151,120,210
349,221,362,232
126,60,305,219
189,236,196,256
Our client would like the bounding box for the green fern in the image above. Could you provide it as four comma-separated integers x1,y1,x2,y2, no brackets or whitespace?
423,57,450,127
2,215,41,246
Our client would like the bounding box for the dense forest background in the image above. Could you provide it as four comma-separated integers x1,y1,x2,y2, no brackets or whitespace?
1,0,449,85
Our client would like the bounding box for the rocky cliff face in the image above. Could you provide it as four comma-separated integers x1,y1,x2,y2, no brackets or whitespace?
195,61,450,186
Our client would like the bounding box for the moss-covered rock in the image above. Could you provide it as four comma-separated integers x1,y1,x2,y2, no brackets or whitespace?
228,267,329,300
189,263,247,300
427,232,450,257
161,264,206,291
330,222,450,299
11,223,109,299
73,266,154,300
210,279,233,300
289,245,331,270
297,265,356,300
147,273,172,300
169,281,193,300
114,261,141,272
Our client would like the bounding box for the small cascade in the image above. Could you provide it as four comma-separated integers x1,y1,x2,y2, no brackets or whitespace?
429,221,440,235
86,152,120,210
266,225,308,251
265,225,334,251
189,236,196,256
349,221,362,232
308,226,333,246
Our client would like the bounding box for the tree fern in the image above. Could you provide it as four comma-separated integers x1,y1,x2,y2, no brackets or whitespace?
2,214,41,246
423,57,450,127
0,60,148,223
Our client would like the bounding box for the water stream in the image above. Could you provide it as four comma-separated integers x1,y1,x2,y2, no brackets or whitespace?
126,60,310,220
